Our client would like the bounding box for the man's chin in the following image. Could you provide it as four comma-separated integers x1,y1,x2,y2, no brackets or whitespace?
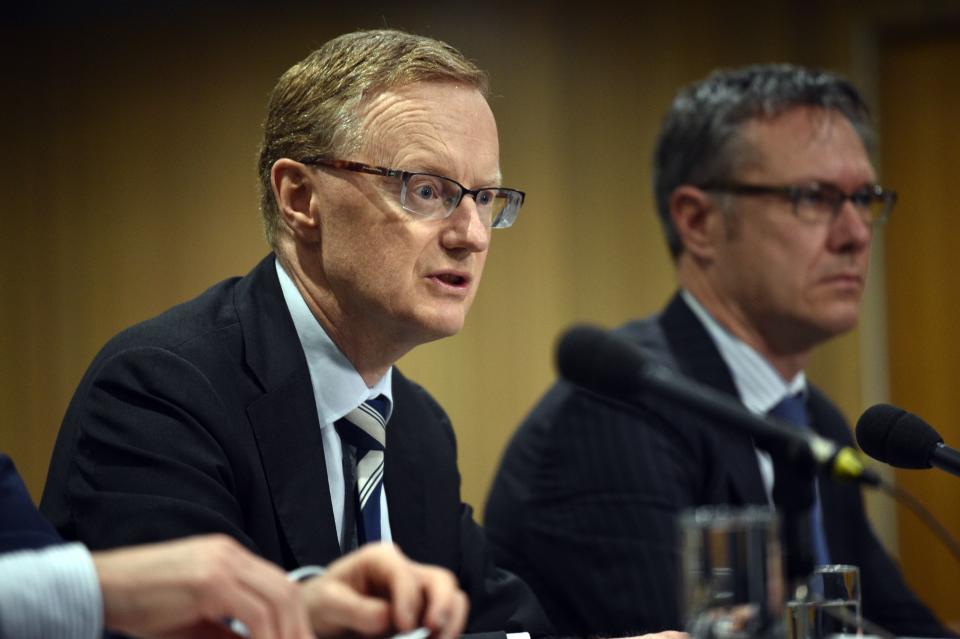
407,313,467,345
816,306,862,338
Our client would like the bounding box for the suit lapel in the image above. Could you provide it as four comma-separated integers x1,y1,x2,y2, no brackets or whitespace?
383,376,429,561
247,378,342,567
658,294,769,506
237,256,342,567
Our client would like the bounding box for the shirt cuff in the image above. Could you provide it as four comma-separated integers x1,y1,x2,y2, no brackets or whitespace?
0,542,103,639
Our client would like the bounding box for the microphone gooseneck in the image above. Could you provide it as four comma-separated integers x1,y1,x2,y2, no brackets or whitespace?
556,324,878,485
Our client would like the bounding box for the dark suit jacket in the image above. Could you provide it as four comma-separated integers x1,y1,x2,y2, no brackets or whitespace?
40,254,550,635
0,454,62,552
484,294,949,637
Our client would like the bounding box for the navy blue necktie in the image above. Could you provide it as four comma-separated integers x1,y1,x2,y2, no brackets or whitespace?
335,395,389,545
769,393,831,567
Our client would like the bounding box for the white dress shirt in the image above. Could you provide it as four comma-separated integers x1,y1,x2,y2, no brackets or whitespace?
276,259,394,545
681,290,806,502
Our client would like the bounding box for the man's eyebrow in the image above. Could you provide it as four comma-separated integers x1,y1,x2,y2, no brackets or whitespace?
476,170,503,187
408,163,503,187
398,160,447,176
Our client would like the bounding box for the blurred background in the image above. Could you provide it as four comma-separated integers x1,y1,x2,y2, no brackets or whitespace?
2,0,959,625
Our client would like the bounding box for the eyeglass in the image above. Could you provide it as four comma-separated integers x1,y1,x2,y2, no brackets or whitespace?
697,181,896,226
299,157,525,229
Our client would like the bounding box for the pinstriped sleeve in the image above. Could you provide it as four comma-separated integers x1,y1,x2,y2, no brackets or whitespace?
0,542,103,639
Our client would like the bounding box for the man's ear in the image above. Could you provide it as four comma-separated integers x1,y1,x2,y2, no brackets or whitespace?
271,158,322,243
670,185,720,260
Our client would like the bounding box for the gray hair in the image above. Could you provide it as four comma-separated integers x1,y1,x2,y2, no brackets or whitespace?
257,29,489,247
652,63,874,259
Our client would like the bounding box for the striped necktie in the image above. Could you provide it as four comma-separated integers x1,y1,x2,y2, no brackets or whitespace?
335,395,389,545
769,392,831,568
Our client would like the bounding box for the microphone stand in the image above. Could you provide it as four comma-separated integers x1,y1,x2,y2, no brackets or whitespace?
771,456,816,596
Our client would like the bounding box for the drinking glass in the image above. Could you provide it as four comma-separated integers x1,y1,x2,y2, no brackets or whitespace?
786,564,861,639
680,506,784,639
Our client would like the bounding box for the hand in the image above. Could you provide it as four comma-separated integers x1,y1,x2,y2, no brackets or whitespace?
92,534,312,639
301,542,469,639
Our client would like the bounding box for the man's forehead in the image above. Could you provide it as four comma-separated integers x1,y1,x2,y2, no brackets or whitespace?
356,81,501,181
740,106,864,149
736,106,874,177
359,82,487,125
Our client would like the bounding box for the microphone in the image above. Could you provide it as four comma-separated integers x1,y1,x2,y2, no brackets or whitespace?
555,324,879,485
856,404,960,477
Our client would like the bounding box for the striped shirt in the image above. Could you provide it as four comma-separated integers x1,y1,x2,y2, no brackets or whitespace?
0,542,102,639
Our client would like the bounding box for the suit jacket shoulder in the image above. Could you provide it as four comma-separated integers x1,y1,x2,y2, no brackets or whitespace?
41,255,314,563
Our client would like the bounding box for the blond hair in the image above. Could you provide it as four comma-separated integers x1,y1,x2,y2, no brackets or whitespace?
257,29,489,246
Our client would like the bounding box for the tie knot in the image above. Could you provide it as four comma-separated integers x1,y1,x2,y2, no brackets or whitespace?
336,395,388,452
768,392,809,428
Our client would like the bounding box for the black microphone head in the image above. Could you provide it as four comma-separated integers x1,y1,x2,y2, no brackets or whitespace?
555,325,645,397
855,403,943,469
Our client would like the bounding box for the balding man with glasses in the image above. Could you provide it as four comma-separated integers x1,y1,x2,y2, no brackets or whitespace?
485,64,951,638
41,29,550,637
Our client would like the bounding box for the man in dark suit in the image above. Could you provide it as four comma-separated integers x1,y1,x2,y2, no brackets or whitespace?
485,64,951,637
40,29,548,636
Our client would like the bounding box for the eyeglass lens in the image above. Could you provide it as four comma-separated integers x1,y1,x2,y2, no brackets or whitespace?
402,173,518,227
795,185,892,223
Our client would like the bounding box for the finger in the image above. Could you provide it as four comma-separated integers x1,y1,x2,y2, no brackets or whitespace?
329,544,422,632
304,578,392,637
415,566,466,639
440,591,469,639
235,554,312,639
376,549,422,632
212,578,279,639
150,536,286,639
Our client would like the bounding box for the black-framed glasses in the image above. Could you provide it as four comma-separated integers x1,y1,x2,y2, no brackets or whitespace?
299,158,525,229
697,181,896,226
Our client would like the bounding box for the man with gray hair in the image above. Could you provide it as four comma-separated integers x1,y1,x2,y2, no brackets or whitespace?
485,64,950,637
41,29,549,636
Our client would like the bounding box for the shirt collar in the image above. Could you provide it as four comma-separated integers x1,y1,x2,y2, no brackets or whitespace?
680,290,805,415
275,258,393,428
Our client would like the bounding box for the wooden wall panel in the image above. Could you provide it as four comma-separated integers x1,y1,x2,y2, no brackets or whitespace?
880,31,960,627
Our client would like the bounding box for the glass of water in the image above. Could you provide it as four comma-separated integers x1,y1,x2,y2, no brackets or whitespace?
679,506,784,639
786,564,861,639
